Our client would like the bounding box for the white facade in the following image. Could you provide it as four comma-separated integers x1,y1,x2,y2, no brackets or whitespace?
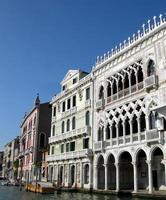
48,14,166,193
92,14,166,193
48,70,93,189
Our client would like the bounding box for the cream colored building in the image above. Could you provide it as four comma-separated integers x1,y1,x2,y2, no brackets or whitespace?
47,70,93,189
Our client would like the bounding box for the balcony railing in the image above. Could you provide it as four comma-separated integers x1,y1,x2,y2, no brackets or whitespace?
61,106,77,118
47,149,92,161
96,99,105,110
146,129,159,142
144,75,157,89
106,82,144,104
49,126,91,144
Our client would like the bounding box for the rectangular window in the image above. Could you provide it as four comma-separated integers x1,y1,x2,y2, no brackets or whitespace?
72,95,76,107
62,85,66,91
62,101,66,112
86,87,90,100
53,107,56,116
83,138,89,149
66,143,69,152
51,146,54,155
73,77,77,84
67,98,71,110
70,141,75,151
61,144,64,153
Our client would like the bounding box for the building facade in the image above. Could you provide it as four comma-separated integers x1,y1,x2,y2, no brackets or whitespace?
0,151,4,177
2,137,19,181
19,95,51,182
47,70,93,189
47,14,166,194
92,14,166,193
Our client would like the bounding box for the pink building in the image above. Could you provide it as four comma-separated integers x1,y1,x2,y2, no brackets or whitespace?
19,95,51,182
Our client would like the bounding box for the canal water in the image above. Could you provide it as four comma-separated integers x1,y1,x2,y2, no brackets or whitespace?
0,186,154,200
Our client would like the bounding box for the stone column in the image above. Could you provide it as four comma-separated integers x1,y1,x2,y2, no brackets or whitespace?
104,164,108,190
75,163,77,186
94,165,98,190
132,161,138,192
110,126,112,146
80,162,83,188
130,120,133,143
146,160,153,193
116,124,119,146
115,163,119,191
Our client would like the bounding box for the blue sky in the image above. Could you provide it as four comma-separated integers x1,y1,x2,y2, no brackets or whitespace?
0,0,166,150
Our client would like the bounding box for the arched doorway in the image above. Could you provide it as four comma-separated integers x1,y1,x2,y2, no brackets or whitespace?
97,155,105,189
119,151,134,190
136,150,148,190
70,165,75,186
59,166,63,185
107,154,116,190
151,147,164,190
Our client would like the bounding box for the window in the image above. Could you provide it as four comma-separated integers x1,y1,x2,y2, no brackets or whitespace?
51,146,54,155
118,119,123,137
106,124,110,139
149,111,156,129
84,164,89,184
83,138,89,149
112,122,116,138
73,77,77,84
66,143,70,152
62,85,66,91
85,111,90,126
40,133,45,148
62,101,66,112
72,117,76,130
107,82,111,97
70,142,75,151
140,112,146,132
147,59,155,76
86,87,90,100
132,115,138,133
52,125,55,136
67,99,71,110
61,144,64,153
67,119,70,132
99,86,104,99
98,127,103,141
62,121,65,133
73,95,76,107
53,107,56,117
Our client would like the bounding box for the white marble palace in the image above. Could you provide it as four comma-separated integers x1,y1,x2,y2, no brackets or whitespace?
47,14,166,193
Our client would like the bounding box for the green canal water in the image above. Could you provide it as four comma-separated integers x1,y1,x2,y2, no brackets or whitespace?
0,186,154,200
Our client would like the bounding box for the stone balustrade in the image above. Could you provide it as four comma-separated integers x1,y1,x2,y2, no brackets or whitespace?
49,126,91,144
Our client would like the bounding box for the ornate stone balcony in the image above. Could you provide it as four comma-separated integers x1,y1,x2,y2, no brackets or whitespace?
49,126,91,144
144,75,157,89
61,106,77,118
96,99,105,110
47,149,92,161
146,129,159,142
85,99,91,108
106,82,144,104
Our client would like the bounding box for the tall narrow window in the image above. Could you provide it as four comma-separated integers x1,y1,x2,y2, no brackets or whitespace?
86,87,90,100
106,124,110,139
107,82,111,97
53,107,56,117
51,146,54,155
52,125,55,136
66,143,69,152
147,59,155,76
98,127,103,141
131,70,136,86
125,117,130,135
62,101,66,112
149,111,156,129
83,138,89,149
137,66,143,83
62,121,65,133
67,99,71,110
67,119,70,132
140,112,146,132
84,164,89,184
132,115,138,134
72,117,76,130
99,86,104,99
85,111,90,126
112,122,116,138
61,144,64,153
118,119,123,137
73,95,76,107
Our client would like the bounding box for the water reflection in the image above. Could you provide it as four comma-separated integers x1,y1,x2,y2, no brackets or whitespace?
0,186,153,200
